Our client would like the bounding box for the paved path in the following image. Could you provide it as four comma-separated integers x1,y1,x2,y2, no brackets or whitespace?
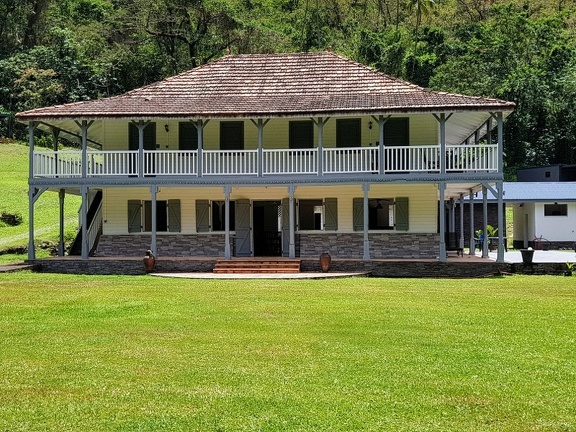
485,250,576,264
151,272,369,280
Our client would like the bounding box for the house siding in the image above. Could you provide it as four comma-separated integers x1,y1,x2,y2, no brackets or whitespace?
101,115,438,152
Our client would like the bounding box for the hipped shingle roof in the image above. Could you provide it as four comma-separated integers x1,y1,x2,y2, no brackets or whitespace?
17,51,515,121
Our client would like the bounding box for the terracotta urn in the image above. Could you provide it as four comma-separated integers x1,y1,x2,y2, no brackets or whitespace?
319,251,331,272
143,250,156,273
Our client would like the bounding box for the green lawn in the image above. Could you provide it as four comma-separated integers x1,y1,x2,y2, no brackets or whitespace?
1,273,574,431
0,143,81,262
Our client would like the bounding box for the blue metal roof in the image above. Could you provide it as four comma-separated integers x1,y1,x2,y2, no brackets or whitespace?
471,182,576,202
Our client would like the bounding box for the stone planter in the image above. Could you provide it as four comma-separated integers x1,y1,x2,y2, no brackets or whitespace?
143,250,156,273
520,248,534,265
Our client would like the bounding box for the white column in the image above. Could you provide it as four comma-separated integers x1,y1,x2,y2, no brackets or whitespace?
150,185,157,256
317,117,324,176
137,120,146,178
469,189,475,255
224,185,231,259
459,194,465,251
438,182,446,261
27,122,37,260
363,183,370,261
58,189,65,256
496,180,505,263
482,185,489,258
251,119,269,177
289,185,296,259
194,120,208,177
81,186,89,260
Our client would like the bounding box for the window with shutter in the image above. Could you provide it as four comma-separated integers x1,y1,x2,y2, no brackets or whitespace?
336,119,361,148
289,121,314,149
127,200,142,233
324,198,338,231
179,122,198,150
196,200,210,233
384,118,409,146
220,121,244,150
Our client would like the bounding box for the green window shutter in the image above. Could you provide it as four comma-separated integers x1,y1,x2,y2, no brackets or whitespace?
196,200,210,233
168,199,181,232
129,122,157,150
179,122,198,150
384,118,409,146
395,197,409,231
353,198,364,231
336,118,361,148
324,198,338,231
127,200,142,233
289,121,314,149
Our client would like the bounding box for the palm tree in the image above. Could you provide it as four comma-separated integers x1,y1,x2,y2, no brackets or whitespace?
407,0,436,27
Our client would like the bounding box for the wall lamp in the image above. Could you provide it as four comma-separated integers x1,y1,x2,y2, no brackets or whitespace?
164,124,169,133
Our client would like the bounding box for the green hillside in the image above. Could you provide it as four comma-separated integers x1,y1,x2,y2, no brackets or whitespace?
0,142,81,263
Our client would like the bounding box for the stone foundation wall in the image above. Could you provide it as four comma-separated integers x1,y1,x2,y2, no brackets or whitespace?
298,233,440,259
98,233,440,259
29,258,570,277
97,234,226,257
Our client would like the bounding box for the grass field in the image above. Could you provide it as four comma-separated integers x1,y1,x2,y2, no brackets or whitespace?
1,273,574,431
0,143,81,262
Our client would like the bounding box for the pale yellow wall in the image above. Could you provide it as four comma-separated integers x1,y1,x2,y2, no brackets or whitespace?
102,184,438,235
100,115,439,151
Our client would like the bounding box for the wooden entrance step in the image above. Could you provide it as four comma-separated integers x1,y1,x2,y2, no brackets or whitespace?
213,258,301,274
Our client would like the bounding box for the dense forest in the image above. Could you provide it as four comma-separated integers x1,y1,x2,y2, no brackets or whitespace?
1,0,576,178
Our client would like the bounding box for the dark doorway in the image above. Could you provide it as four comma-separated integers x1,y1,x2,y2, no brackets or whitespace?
253,201,281,256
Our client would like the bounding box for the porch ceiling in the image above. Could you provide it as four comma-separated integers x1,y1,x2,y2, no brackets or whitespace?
30,110,503,149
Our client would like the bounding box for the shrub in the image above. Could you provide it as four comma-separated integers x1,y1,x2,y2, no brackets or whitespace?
0,211,23,226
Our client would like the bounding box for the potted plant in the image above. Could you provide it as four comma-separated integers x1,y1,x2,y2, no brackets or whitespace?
486,225,498,251
565,262,574,276
143,250,156,273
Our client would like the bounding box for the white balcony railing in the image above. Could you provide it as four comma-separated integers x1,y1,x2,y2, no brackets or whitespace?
323,147,377,173
32,145,498,178
263,149,317,175
203,150,258,175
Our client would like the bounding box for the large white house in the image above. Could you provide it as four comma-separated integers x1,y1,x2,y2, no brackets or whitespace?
17,51,515,263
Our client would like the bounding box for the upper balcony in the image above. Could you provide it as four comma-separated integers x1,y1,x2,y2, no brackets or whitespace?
33,144,498,179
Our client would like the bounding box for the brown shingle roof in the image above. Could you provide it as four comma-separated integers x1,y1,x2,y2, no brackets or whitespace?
17,52,515,120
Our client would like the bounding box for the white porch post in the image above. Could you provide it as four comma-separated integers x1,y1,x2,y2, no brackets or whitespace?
438,182,447,261
459,194,465,251
496,180,505,263
136,120,146,178
75,120,93,178
80,185,89,260
482,185,489,258
496,112,504,175
52,128,60,177
251,119,269,177
27,122,37,260
433,113,452,174
150,185,158,256
194,120,208,177
363,183,370,261
224,185,231,259
313,117,329,176
58,189,65,256
289,185,296,259
372,115,389,175
469,189,475,255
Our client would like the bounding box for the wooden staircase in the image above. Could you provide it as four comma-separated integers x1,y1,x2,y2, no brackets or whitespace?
213,258,301,274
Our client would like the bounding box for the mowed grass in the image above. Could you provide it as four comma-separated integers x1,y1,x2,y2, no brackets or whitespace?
1,273,575,431
0,143,81,262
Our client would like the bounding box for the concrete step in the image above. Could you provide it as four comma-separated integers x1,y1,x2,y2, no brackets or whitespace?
213,259,301,274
